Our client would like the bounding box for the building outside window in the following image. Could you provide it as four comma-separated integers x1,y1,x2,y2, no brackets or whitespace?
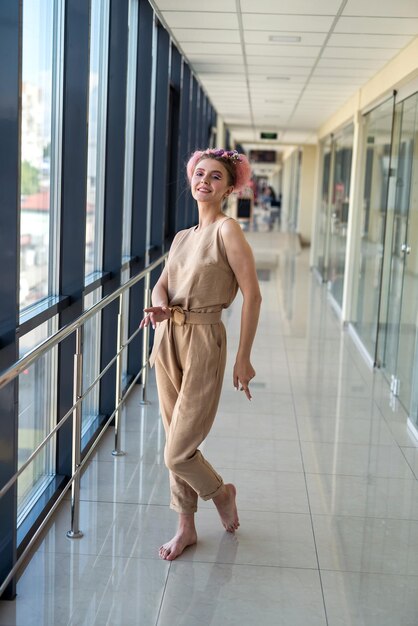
18,0,63,525
83,0,110,428
85,0,110,278
20,0,63,310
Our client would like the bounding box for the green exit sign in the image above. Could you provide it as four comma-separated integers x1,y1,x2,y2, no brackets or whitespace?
260,132,278,140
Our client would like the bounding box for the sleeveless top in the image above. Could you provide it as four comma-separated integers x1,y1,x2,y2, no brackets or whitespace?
166,216,239,312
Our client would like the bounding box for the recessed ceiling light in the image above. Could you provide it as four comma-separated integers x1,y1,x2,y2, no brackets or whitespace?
269,35,301,43
266,76,290,81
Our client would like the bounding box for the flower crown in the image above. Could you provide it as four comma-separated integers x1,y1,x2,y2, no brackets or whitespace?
208,149,243,163
186,148,252,192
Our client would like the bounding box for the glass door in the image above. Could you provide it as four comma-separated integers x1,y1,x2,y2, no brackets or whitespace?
327,124,354,307
376,91,418,416
315,138,333,279
351,97,394,358
395,95,418,417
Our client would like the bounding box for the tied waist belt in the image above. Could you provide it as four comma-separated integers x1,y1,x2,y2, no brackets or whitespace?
170,306,222,326
149,307,222,367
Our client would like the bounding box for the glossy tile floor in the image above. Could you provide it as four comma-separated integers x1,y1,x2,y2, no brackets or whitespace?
2,231,418,625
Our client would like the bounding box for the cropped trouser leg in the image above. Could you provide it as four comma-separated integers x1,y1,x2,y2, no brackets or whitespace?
154,321,227,515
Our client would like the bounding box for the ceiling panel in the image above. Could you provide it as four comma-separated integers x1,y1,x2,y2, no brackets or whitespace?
181,42,242,55
299,96,353,102
312,67,378,78
335,17,418,35
241,14,334,31
171,28,240,43
316,57,383,69
321,47,395,59
303,86,355,93
199,77,247,84
280,130,316,142
152,0,418,148
194,65,246,74
240,0,339,14
251,89,304,97
247,66,311,76
251,92,300,99
161,11,238,29
245,44,321,57
328,33,412,48
343,0,418,18
188,55,243,65
158,0,236,11
246,57,317,68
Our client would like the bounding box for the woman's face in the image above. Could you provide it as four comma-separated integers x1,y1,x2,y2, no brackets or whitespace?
191,158,234,204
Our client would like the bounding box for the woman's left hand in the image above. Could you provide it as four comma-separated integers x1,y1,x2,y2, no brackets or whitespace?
233,357,256,401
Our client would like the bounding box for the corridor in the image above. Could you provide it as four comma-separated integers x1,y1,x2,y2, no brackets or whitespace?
1,231,417,625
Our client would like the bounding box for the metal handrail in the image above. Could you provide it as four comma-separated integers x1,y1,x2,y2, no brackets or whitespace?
0,253,166,390
0,252,168,597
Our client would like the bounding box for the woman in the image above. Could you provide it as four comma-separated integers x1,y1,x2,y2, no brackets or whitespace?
140,148,261,561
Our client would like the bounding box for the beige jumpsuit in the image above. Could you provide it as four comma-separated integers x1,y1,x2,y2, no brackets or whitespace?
149,216,238,514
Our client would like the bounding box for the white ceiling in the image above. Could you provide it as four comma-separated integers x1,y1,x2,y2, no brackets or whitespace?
151,0,418,150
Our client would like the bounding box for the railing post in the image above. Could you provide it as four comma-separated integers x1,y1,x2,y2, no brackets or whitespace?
67,326,84,539
112,294,126,456
140,271,151,405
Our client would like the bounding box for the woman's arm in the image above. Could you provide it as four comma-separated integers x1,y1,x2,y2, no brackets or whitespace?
221,219,262,400
152,266,169,307
140,231,185,329
139,267,171,329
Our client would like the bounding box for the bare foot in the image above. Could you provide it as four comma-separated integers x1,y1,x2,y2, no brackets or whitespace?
213,484,240,532
159,528,197,561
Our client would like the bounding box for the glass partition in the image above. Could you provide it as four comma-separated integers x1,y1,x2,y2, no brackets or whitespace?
327,124,354,307
394,93,418,416
351,97,394,357
376,92,418,418
315,138,332,279
288,149,302,232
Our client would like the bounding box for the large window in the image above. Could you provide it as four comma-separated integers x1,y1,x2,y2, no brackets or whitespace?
18,0,63,526
82,0,110,431
121,0,139,385
82,289,103,439
20,0,63,309
85,0,110,278
18,321,57,524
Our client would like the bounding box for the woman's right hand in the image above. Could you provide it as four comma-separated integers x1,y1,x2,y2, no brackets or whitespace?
139,306,171,330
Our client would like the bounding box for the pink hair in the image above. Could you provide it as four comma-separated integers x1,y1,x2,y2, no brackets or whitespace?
186,148,252,192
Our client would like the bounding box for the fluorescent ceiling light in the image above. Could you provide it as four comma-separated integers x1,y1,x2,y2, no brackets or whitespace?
266,76,290,81
269,35,301,43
